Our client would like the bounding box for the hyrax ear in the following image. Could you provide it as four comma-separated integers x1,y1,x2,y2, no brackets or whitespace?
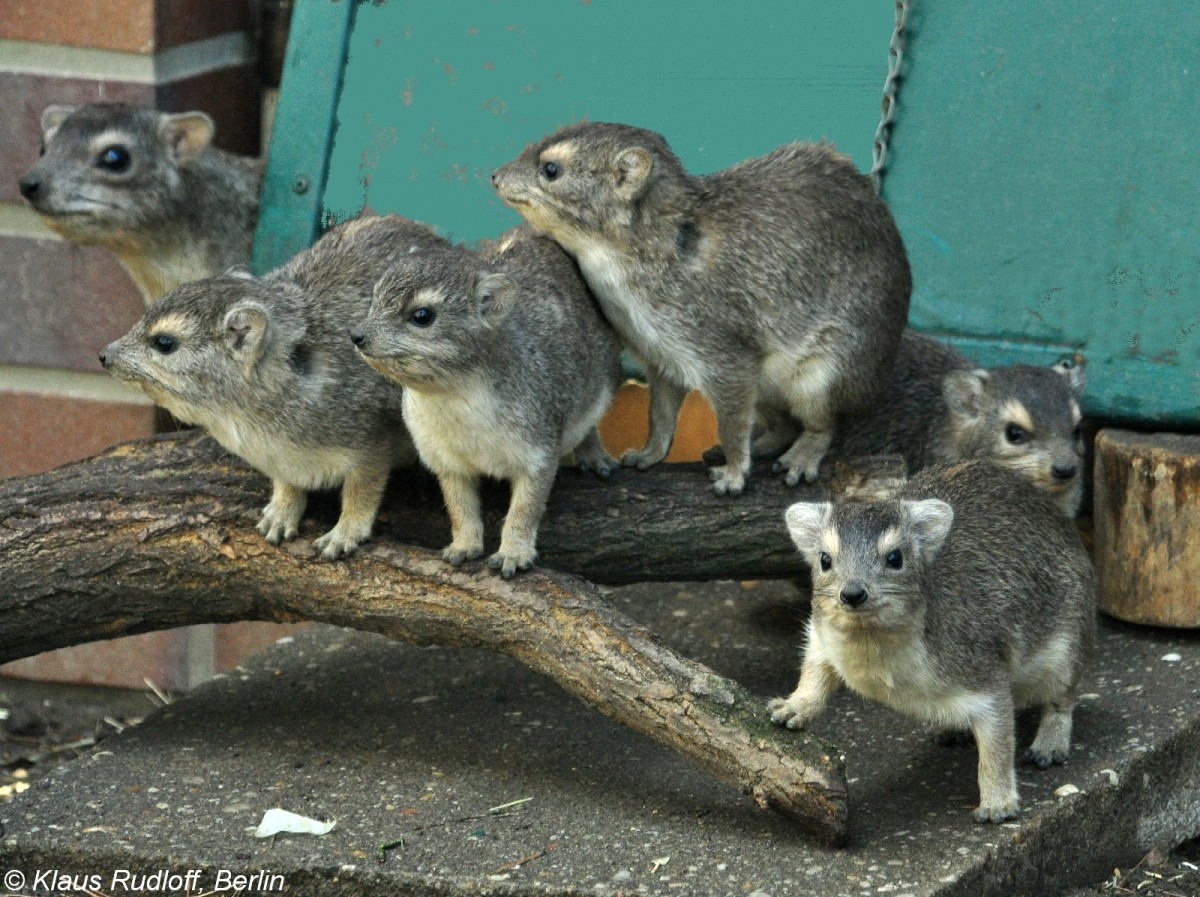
942,369,990,421
784,501,831,558
903,499,954,557
223,264,255,280
1052,357,1087,398
40,105,76,142
474,272,518,322
613,147,653,199
158,112,215,165
223,302,270,364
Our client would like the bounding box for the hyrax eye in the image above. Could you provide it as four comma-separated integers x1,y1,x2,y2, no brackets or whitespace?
408,306,436,327
1005,423,1030,445
151,334,177,355
540,160,560,181
885,549,904,570
819,552,832,572
97,145,132,173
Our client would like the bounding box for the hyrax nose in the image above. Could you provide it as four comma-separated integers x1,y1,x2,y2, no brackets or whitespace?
490,170,499,186
349,327,366,347
98,351,108,368
1051,461,1078,481
18,173,43,201
839,584,869,608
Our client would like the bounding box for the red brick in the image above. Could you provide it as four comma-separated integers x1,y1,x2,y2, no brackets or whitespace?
0,389,156,480
0,629,191,692
0,0,251,53
156,65,261,156
0,234,144,372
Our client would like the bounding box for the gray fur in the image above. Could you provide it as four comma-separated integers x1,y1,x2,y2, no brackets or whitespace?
833,330,1088,516
100,214,448,558
19,102,262,304
493,121,911,496
353,228,623,578
770,461,1096,823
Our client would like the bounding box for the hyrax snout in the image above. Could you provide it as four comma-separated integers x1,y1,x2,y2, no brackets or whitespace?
353,228,623,578
833,330,1088,516
769,461,1096,823
101,214,448,558
493,121,911,497
20,102,262,304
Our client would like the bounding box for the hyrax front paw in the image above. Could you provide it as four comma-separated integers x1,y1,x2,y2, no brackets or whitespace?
708,464,746,497
257,502,302,545
442,541,485,567
972,799,1020,824
313,523,370,561
773,432,831,486
1023,745,1069,769
576,444,619,479
767,695,817,730
487,546,537,579
620,445,669,471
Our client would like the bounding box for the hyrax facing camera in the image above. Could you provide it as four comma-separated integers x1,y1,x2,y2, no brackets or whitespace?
834,330,1088,516
352,229,623,578
101,215,448,558
769,461,1096,823
493,122,911,496
19,103,262,304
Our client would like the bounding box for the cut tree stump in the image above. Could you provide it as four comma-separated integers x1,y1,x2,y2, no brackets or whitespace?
0,430,904,843
1093,428,1200,627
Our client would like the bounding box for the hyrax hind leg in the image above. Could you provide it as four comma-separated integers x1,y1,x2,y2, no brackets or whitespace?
1025,695,1075,769
769,354,840,486
621,367,686,471
574,427,618,479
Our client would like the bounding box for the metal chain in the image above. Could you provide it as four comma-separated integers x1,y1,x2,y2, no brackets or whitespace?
870,0,912,194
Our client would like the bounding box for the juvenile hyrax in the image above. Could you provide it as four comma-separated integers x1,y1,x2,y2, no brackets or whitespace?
100,215,448,558
352,229,623,578
769,461,1096,823
493,122,911,496
834,330,1088,516
19,102,262,304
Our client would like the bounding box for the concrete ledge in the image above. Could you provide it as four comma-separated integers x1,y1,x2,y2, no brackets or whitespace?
2,580,1198,896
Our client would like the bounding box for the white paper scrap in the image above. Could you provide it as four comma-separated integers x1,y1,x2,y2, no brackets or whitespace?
255,808,336,838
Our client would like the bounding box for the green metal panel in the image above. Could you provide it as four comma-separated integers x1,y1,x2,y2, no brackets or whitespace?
251,0,356,274
320,0,895,243
885,0,1199,425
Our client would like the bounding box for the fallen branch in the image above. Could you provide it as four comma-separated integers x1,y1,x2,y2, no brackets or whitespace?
0,432,851,841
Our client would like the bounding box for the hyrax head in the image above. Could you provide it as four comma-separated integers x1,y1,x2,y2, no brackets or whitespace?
100,267,297,423
18,103,215,243
785,497,954,631
941,359,1086,511
352,250,518,389
491,121,687,247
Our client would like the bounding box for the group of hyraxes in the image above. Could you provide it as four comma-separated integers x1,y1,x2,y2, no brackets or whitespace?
25,103,1097,824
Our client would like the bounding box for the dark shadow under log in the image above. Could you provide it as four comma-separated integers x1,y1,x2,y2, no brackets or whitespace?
0,431,869,842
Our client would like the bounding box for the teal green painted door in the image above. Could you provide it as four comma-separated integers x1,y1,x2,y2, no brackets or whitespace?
319,1,895,243
885,0,1198,424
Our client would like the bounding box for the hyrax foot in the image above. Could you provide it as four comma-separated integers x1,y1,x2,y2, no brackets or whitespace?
1023,746,1069,769
774,430,833,486
442,542,485,567
575,434,618,479
257,499,303,545
1025,705,1073,769
313,522,371,561
751,427,797,460
767,695,817,730
621,444,669,471
972,799,1020,824
709,464,747,497
487,546,537,579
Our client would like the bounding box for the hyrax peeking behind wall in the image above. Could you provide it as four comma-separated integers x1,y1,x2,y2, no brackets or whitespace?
833,330,1088,516
493,122,911,497
352,229,623,579
101,215,448,558
19,102,262,304
769,461,1096,823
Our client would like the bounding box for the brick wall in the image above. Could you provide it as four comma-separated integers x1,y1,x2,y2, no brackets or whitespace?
0,0,300,692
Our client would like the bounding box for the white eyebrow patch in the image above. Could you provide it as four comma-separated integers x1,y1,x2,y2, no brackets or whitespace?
877,525,903,556
1001,398,1035,433
88,129,135,155
412,287,447,306
541,140,578,164
821,526,841,559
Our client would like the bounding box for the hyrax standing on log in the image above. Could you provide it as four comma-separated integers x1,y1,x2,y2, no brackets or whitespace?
769,461,1096,823
493,122,911,496
100,215,447,559
352,229,623,578
833,330,1088,516
19,103,262,304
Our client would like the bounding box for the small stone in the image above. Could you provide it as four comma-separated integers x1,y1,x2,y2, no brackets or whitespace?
1161,653,1182,662
612,870,632,882
1054,783,1081,798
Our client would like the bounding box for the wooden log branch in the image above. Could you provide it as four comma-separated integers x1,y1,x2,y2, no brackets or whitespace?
0,431,850,842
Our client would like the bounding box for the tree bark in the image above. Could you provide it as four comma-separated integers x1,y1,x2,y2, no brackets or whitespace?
1093,428,1200,628
0,431,853,842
